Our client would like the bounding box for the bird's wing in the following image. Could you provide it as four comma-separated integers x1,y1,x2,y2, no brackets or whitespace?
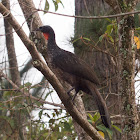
53,50,100,85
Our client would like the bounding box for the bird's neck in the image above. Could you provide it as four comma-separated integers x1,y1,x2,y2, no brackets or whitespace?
47,38,57,50
46,34,61,55
43,32,57,50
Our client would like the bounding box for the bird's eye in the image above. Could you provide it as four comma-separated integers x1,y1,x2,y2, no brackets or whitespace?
39,27,43,30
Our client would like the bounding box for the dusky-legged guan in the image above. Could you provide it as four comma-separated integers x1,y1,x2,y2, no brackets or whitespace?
37,25,111,128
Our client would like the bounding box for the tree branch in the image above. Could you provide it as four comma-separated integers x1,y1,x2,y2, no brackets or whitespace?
37,8,140,19
0,3,104,140
0,69,64,109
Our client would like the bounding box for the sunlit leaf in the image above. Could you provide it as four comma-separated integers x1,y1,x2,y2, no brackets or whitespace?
105,18,112,23
99,34,104,42
134,36,140,49
112,124,122,133
83,37,91,41
44,0,49,12
88,113,94,121
56,0,60,3
72,38,80,43
98,131,105,138
135,27,140,30
53,0,58,11
108,35,114,43
93,112,100,122
106,24,113,35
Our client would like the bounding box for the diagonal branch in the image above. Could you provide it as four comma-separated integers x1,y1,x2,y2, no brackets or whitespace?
0,2,104,140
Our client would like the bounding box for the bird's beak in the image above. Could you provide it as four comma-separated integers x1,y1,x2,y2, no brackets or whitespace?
35,28,41,31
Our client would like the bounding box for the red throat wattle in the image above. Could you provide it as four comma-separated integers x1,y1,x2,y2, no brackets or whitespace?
43,33,49,40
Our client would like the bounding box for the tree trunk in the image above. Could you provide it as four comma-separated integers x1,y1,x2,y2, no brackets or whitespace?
117,1,139,139
2,0,24,139
2,0,21,86
118,15,139,140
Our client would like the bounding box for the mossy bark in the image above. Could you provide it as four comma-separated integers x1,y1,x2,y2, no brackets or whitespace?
118,15,139,140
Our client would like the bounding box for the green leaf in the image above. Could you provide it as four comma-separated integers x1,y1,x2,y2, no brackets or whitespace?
44,90,53,99
56,0,60,3
88,113,94,122
52,112,56,117
39,110,43,119
93,112,100,122
97,125,113,140
53,0,58,11
64,122,71,131
135,27,140,30
107,35,114,43
105,18,112,23
99,35,104,42
88,120,93,123
3,91,12,97
106,24,113,35
72,38,80,43
24,82,32,87
83,37,91,41
59,1,64,8
106,128,113,140
112,124,122,133
96,125,107,132
88,112,100,124
44,0,49,12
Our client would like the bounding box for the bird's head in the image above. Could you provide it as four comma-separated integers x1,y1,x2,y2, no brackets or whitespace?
37,25,55,40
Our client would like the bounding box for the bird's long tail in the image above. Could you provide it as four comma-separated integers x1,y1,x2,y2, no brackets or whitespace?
86,81,111,128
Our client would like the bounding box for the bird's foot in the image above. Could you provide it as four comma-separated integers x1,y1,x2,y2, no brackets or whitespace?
67,87,75,100
67,87,79,102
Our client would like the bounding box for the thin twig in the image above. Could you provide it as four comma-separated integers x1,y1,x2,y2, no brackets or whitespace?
37,9,140,19
0,70,64,109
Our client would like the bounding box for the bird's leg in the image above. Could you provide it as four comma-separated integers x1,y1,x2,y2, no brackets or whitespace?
71,90,79,101
67,87,79,101
67,87,75,99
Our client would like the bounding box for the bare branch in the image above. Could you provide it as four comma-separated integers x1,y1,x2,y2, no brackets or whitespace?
37,9,140,19
0,70,64,109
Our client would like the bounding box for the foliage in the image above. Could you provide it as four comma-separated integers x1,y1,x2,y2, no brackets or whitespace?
73,17,140,58
88,112,122,140
0,81,77,139
44,0,64,12
26,112,76,140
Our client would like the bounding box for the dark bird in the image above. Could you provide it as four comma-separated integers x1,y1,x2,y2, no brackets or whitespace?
37,25,111,128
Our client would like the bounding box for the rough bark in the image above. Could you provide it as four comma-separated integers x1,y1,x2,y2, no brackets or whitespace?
117,1,140,139
17,0,47,53
2,0,21,86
